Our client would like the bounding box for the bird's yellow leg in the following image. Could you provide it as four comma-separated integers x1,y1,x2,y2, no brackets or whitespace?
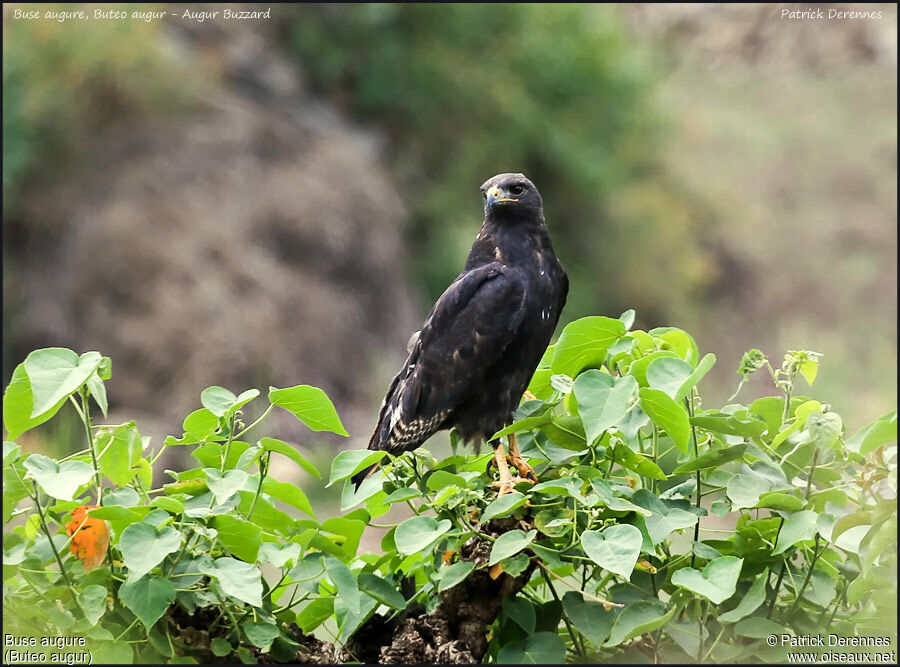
492,442,519,496
507,433,537,483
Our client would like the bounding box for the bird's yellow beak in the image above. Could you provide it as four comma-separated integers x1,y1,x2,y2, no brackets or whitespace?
485,185,518,209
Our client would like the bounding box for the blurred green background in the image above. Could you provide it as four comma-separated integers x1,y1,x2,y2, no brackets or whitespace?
3,3,896,477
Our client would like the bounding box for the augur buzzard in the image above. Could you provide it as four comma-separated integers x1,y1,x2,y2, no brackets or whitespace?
353,173,568,494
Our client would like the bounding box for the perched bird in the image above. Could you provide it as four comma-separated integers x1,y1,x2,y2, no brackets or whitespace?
352,173,568,494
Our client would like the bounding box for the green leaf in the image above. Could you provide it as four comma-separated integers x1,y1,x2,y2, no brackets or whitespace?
182,409,219,440
689,414,767,438
86,371,108,418
96,422,143,487
752,492,803,512
561,591,616,646
118,574,175,631
258,437,321,478
671,556,743,604
675,353,716,401
672,444,747,475
211,515,261,562
395,515,452,555
78,584,108,626
734,616,785,639
773,510,819,554
322,556,363,615
437,561,475,592
806,411,843,452
503,596,536,633
482,492,527,522
612,443,666,481
628,350,680,387
497,631,566,664
258,542,302,568
23,454,93,500
651,327,700,365
268,385,349,436
243,621,280,651
203,468,249,506
639,387,690,454
201,386,260,418
846,410,897,455
489,529,537,565
771,400,821,450
581,524,642,580
24,348,102,418
327,449,386,487
262,477,315,518
358,572,407,609
573,371,638,445
492,410,551,440
532,476,589,503
296,597,333,633
210,638,233,657
3,363,68,439
632,489,699,544
726,473,772,511
384,487,421,505
646,357,693,399
149,496,185,514
198,557,263,607
831,511,873,543
119,522,184,579
719,569,769,623
604,601,675,647
550,316,626,377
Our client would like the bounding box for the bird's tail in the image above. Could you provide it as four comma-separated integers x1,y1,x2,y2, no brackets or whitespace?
351,461,380,491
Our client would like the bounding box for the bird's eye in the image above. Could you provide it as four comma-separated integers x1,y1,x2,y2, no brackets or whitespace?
509,184,525,196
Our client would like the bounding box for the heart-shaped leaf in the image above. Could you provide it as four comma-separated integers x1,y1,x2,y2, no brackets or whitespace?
118,574,175,630
489,529,537,565
437,561,474,592
646,357,693,399
24,348,102,418
268,385,349,436
551,316,626,378
497,631,566,664
671,556,743,604
203,469,249,506
639,388,690,454
773,510,819,554
561,591,616,646
328,449,387,487
23,454,93,500
482,492,527,522
719,569,769,623
198,556,263,607
581,524,642,580
605,601,675,647
632,490,699,544
574,371,638,445
118,522,183,579
394,515,452,555
201,386,260,418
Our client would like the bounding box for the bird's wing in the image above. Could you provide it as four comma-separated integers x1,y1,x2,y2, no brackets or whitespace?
370,262,527,453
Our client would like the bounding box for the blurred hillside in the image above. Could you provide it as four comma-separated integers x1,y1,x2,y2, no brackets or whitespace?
2,3,896,464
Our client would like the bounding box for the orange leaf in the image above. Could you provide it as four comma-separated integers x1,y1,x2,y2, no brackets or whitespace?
489,563,504,580
65,505,109,572
441,549,457,565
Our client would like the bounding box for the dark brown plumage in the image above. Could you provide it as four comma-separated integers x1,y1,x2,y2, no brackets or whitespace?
353,173,567,489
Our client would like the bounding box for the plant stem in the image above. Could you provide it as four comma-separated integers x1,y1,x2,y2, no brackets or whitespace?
686,394,701,567
789,535,823,616
536,561,623,608
805,450,820,500
540,566,586,662
234,404,274,440
31,482,74,588
767,518,787,618
78,390,103,504
246,451,270,521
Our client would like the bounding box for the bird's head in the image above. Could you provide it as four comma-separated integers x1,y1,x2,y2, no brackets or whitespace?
480,173,543,219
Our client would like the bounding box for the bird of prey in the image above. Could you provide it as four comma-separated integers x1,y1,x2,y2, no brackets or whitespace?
353,173,568,494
